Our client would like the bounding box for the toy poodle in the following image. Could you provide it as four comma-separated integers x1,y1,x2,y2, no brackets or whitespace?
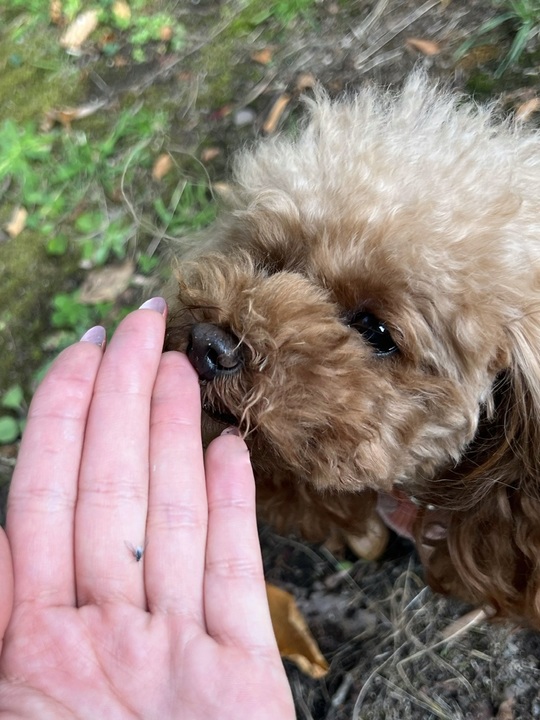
165,73,540,627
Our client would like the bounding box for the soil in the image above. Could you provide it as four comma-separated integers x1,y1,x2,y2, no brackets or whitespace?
3,0,540,718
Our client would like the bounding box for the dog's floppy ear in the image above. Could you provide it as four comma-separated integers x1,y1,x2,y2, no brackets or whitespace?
499,304,540,485
417,303,540,626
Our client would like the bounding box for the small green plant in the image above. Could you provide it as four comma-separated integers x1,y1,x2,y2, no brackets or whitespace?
137,253,160,275
0,385,26,444
221,0,317,37
104,5,186,62
130,13,184,47
51,292,114,338
456,0,540,77
153,181,216,237
0,104,167,267
256,0,317,26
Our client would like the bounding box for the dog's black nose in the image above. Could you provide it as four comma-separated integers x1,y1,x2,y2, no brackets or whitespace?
187,323,243,381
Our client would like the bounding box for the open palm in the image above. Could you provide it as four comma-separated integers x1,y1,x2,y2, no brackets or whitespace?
0,301,294,720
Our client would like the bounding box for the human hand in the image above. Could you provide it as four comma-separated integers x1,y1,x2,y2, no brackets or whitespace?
0,299,295,720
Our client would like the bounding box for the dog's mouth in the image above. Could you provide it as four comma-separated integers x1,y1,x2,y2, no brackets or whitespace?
202,400,239,426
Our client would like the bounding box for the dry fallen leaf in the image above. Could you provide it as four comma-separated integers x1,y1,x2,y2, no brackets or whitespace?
345,513,390,561
406,37,441,56
42,100,108,131
440,608,488,640
295,72,316,93
262,94,291,135
266,583,329,679
49,0,63,25
456,44,499,70
212,182,234,201
152,153,173,181
516,97,540,121
200,147,221,163
5,207,28,238
60,9,99,53
112,0,131,23
251,48,273,65
159,26,173,42
79,260,135,304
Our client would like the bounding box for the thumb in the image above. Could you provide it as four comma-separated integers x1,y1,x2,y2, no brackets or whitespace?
0,528,13,645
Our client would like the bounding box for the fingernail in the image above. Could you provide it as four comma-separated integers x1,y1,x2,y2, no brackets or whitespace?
139,297,167,315
221,426,241,437
80,326,106,347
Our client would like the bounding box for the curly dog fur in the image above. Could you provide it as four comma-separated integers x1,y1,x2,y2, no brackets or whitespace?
165,73,540,627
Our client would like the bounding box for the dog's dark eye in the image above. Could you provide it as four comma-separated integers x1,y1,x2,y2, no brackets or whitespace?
349,312,398,356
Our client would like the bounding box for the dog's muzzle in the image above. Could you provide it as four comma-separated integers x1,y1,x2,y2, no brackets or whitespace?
187,323,243,381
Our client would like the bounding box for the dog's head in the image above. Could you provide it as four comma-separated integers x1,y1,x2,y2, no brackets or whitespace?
166,75,540,508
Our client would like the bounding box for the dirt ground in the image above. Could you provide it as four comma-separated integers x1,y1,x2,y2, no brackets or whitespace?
4,0,540,717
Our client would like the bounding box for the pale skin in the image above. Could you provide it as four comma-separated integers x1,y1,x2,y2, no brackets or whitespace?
0,298,295,720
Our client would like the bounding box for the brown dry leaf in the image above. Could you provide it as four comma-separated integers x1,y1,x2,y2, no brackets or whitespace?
516,97,540,121
457,44,499,70
200,147,221,163
345,513,389,561
209,105,232,122
440,608,488,640
49,0,63,25
212,182,234,201
266,583,329,679
152,153,173,181
251,48,273,65
79,260,135,304
112,0,131,22
159,26,173,42
42,100,108,131
60,9,99,52
262,94,291,135
295,72,316,92
5,207,28,238
406,37,441,56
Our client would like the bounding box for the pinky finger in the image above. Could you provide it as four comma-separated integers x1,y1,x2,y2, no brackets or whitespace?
203,432,276,651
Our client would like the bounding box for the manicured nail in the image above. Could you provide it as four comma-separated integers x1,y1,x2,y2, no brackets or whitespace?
221,426,241,437
80,326,106,347
139,297,167,315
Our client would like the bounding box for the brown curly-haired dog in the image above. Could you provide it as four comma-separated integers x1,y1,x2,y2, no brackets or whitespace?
165,73,540,627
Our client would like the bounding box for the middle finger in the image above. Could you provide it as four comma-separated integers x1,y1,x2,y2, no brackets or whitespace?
75,300,166,607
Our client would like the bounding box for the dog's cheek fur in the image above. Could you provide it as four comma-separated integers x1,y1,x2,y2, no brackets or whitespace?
167,249,485,498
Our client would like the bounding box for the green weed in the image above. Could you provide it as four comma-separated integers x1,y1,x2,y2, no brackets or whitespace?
248,0,318,27
0,385,26,444
153,181,217,237
51,292,113,336
456,0,540,76
0,105,166,266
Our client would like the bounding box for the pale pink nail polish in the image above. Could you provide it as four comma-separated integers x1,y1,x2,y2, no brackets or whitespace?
139,297,167,315
80,326,106,347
